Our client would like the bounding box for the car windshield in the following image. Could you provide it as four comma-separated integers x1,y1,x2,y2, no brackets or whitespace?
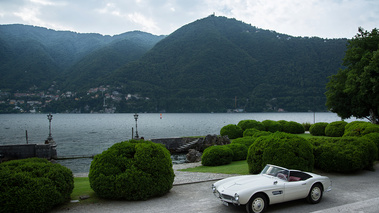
260,165,289,180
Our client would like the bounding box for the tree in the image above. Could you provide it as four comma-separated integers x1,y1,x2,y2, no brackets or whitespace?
326,28,379,124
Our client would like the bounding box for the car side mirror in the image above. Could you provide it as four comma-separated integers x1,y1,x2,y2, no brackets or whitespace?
274,181,277,185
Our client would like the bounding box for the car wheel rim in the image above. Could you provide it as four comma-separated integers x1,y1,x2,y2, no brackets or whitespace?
311,187,321,201
252,197,264,212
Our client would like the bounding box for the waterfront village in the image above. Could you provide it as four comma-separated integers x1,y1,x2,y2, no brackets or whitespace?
0,83,148,113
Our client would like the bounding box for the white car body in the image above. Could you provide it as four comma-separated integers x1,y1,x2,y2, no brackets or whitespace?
212,164,332,213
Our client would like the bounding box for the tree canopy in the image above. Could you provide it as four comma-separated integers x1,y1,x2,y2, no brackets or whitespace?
326,27,379,123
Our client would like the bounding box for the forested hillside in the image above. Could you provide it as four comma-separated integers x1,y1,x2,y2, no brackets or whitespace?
107,15,348,112
0,24,164,91
0,16,348,113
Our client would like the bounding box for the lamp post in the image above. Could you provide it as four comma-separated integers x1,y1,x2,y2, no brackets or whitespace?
47,113,53,140
46,113,55,145
134,113,139,139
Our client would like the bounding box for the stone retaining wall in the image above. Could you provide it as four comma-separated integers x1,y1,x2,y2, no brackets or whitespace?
0,144,57,161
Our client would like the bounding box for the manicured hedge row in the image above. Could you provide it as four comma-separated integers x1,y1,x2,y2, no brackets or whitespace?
89,139,174,200
309,137,378,172
262,120,282,133
343,121,379,137
247,132,314,174
220,124,243,139
0,158,74,213
309,122,328,136
325,121,347,137
231,136,257,148
280,120,305,134
237,120,265,131
226,143,248,161
202,146,233,166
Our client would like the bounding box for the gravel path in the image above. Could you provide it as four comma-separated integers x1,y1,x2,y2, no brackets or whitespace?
73,162,238,185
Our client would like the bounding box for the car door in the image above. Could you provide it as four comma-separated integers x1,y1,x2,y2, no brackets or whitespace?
283,181,309,202
267,180,285,204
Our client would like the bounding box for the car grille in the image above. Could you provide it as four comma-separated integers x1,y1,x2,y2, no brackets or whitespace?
220,193,234,201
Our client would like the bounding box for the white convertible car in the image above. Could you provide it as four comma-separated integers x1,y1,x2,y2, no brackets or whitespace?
212,164,332,213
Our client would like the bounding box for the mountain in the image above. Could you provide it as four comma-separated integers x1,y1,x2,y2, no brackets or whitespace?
106,15,348,112
0,16,348,113
0,24,164,91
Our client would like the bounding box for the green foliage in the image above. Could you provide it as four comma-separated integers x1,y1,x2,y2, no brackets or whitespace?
88,139,174,200
325,121,347,137
309,122,328,136
0,158,74,213
281,121,305,134
247,132,314,174
201,145,233,166
326,27,379,123
231,136,257,148
262,120,282,132
226,143,248,161
309,137,378,172
237,120,265,131
362,133,379,160
302,122,312,131
343,121,379,137
243,128,260,137
220,124,243,139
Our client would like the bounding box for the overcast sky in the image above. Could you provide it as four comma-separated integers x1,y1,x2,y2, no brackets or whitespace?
0,0,378,38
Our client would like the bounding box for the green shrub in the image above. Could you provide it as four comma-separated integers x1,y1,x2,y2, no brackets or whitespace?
89,140,174,200
252,131,272,137
220,124,243,139
309,122,328,136
247,132,314,174
281,121,305,134
227,143,248,161
302,122,312,131
262,120,282,133
309,137,377,172
0,158,74,213
343,121,379,137
237,120,265,131
362,133,379,160
243,128,260,137
202,146,233,166
231,136,257,148
325,121,347,137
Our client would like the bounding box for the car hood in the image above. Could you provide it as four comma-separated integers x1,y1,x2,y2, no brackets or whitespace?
218,175,275,193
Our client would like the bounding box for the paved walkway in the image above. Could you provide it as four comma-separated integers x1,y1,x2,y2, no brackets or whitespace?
74,162,238,185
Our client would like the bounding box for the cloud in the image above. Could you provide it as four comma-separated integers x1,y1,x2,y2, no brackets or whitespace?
0,0,378,38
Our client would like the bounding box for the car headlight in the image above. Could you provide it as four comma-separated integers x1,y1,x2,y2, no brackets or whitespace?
234,193,239,201
212,184,216,193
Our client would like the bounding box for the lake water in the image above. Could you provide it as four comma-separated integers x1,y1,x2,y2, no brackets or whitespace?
0,112,363,173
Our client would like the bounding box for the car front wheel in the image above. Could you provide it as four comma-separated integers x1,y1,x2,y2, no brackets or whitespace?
307,183,323,204
246,193,267,213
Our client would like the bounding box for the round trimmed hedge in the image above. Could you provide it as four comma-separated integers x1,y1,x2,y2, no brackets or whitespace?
262,120,282,133
220,124,243,139
0,158,74,213
247,132,314,174
243,128,260,137
325,121,347,137
362,133,379,160
227,143,248,161
89,139,174,200
309,122,328,136
231,136,257,148
343,121,379,137
201,145,233,166
281,121,305,134
309,137,377,172
237,120,265,131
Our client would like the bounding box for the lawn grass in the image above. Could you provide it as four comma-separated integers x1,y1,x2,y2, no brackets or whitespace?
179,160,250,175
69,177,102,204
